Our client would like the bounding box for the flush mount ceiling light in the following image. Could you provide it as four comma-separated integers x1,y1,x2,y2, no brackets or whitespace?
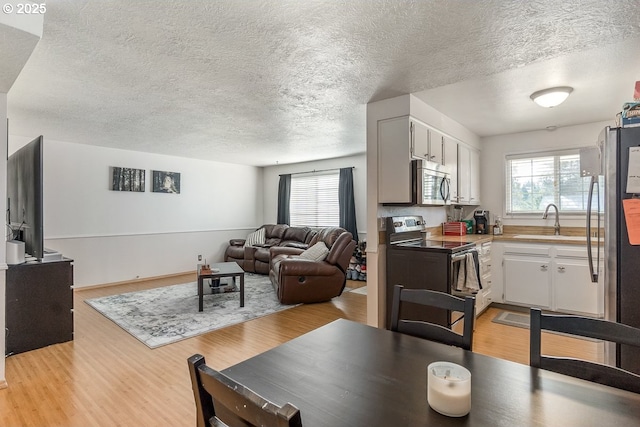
530,86,573,108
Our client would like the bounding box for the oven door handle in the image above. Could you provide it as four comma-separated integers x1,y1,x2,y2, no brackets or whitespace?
451,252,469,262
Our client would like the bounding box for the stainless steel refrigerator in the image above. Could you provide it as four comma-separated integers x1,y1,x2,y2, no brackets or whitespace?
581,126,640,374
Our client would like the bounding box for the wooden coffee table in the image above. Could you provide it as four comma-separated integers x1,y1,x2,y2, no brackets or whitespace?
197,262,245,312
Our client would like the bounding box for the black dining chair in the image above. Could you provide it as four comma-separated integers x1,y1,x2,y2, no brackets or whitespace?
188,354,303,427
390,285,475,350
529,308,640,394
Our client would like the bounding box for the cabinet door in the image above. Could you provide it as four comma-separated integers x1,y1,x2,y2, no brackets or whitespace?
503,256,551,308
444,136,458,202
428,128,444,165
378,117,412,203
470,149,481,205
6,261,74,355
457,144,470,203
553,259,602,316
410,119,430,160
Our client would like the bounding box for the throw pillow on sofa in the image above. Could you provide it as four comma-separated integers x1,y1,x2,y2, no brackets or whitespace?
244,227,266,247
299,241,329,262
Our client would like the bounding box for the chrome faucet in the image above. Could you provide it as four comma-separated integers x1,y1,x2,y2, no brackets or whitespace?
542,203,560,235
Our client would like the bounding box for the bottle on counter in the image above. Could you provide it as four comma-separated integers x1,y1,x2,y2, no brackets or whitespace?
493,216,503,235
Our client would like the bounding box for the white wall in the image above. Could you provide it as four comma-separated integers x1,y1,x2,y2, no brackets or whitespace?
480,119,614,228
262,154,367,239
9,137,264,287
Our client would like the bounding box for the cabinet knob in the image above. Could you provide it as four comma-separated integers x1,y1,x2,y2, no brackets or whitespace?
541,265,548,270
558,266,565,272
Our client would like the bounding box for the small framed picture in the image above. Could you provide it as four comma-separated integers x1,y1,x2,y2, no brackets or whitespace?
152,170,180,194
111,167,145,192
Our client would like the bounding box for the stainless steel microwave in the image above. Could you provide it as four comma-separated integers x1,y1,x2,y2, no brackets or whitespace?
416,160,451,206
382,160,451,206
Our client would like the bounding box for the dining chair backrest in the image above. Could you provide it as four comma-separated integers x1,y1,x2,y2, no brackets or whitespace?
188,354,303,427
529,308,640,394
390,285,475,351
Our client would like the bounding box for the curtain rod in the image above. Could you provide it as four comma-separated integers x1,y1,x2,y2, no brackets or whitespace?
279,166,354,177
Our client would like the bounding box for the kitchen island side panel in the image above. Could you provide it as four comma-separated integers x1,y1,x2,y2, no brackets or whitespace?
386,248,449,329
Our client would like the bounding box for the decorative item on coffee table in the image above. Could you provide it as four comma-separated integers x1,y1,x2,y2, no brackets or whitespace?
200,263,212,274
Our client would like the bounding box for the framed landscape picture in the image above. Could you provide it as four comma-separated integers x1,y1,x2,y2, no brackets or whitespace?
152,170,181,194
111,167,145,192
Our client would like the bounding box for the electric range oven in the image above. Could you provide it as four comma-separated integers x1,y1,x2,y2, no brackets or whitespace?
384,215,475,329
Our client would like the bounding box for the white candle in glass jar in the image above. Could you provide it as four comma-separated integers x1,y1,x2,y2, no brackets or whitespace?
427,362,471,417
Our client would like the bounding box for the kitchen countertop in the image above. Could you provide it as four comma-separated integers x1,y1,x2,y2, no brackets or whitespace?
428,233,591,246
424,225,594,246
381,226,593,246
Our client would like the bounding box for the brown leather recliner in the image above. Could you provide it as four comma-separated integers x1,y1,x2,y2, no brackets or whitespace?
269,227,357,304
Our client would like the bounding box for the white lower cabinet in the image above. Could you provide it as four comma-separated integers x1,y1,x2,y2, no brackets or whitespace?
500,243,603,317
553,246,604,317
504,256,552,308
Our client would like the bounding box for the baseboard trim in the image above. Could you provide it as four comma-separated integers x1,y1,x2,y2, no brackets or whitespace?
0,379,8,389
74,271,195,292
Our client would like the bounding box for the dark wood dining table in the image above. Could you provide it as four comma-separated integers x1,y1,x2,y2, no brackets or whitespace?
222,318,640,426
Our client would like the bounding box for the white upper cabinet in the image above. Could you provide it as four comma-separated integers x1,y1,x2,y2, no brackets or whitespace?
457,144,471,203
378,116,413,203
457,144,481,206
443,136,458,203
470,148,481,205
428,128,444,165
410,119,429,161
410,119,444,165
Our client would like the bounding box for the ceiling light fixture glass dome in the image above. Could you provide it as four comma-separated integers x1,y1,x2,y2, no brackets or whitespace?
530,86,573,108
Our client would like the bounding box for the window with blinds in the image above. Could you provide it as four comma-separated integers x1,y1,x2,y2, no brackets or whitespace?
505,149,591,214
290,172,340,227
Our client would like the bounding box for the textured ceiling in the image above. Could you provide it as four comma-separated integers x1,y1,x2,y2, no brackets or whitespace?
7,0,640,166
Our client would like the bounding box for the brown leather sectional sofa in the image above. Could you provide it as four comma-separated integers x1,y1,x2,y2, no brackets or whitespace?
224,224,317,275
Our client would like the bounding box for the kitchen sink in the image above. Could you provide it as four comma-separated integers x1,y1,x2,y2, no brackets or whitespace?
513,234,587,241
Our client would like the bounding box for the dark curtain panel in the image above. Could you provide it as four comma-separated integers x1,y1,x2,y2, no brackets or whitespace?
277,174,291,225
339,167,358,242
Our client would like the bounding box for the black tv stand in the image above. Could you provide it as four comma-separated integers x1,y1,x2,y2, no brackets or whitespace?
5,258,74,356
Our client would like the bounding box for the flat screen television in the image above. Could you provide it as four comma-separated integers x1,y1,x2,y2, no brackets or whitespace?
7,135,44,260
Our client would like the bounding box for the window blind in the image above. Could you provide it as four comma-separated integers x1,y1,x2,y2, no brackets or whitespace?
505,149,591,214
290,172,340,227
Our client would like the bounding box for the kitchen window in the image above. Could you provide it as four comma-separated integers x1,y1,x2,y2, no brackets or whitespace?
505,149,594,214
290,172,340,227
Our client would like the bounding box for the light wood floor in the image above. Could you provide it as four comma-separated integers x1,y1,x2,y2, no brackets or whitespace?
0,275,602,426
